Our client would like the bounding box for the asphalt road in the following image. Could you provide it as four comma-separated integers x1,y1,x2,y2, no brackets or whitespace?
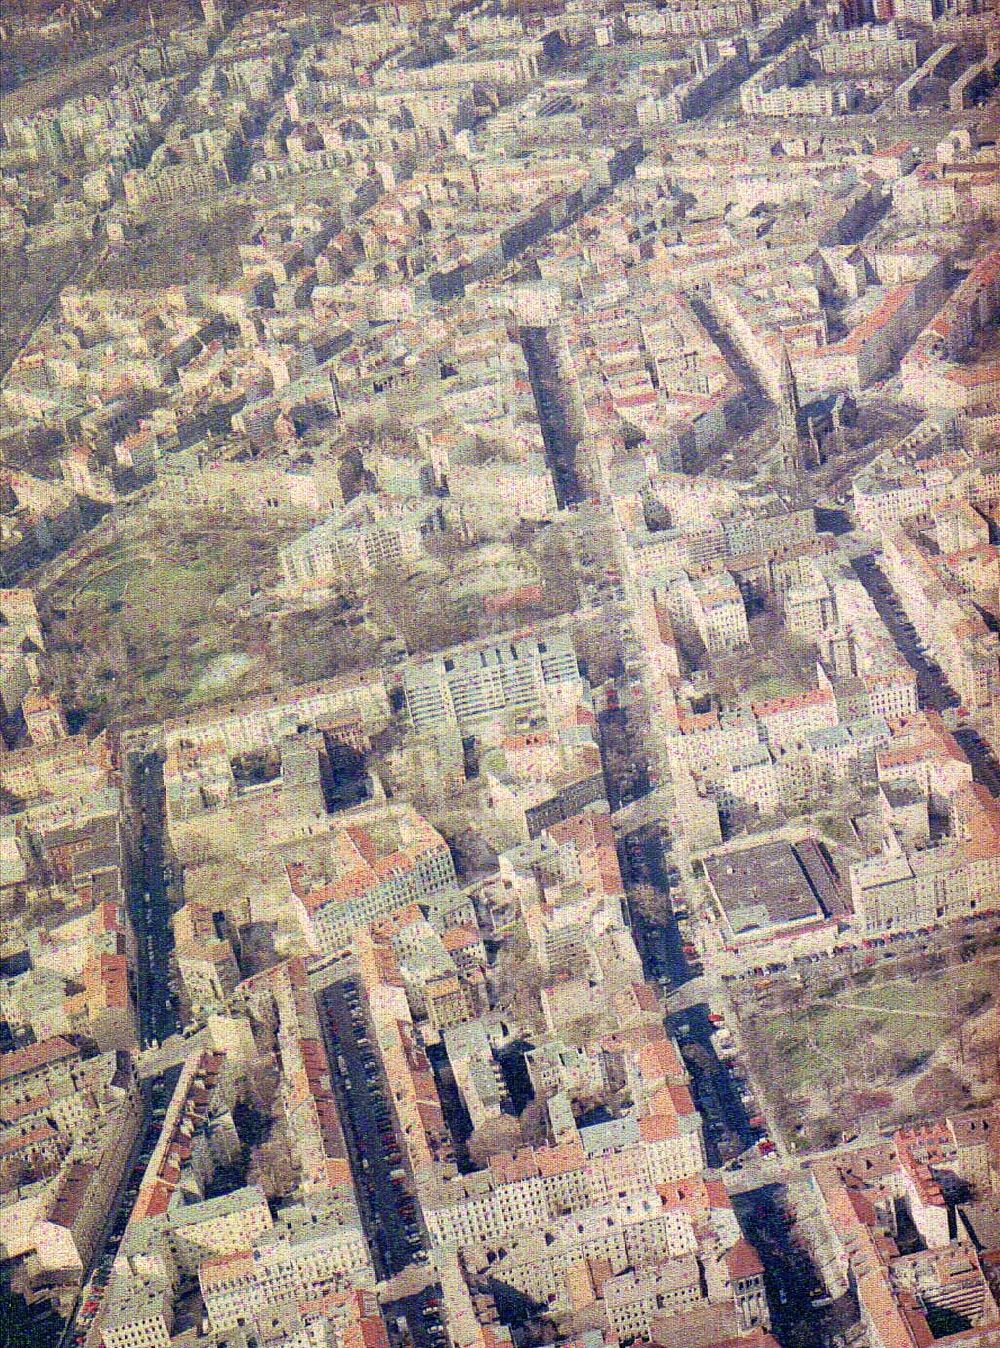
319,981,447,1348
59,1069,179,1348
851,554,959,712
520,325,583,508
735,1184,860,1348
619,822,854,1346
132,753,180,1048
59,753,181,1348
620,829,760,1167
851,555,1000,792
671,1003,761,1168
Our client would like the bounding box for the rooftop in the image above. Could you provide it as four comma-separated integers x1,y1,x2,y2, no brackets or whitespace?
704,840,825,936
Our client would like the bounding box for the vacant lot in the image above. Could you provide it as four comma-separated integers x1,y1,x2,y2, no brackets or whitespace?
93,203,256,291
740,960,998,1151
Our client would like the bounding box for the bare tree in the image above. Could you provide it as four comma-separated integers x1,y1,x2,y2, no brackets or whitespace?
247,1055,280,1115
519,1092,554,1148
467,1114,522,1168
248,1123,300,1199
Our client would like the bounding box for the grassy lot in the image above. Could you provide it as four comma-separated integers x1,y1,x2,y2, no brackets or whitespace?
708,607,815,705
741,962,997,1150
41,512,297,728
93,204,256,291
747,674,805,702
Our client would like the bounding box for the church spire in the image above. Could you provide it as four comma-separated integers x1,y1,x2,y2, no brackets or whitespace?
777,339,800,459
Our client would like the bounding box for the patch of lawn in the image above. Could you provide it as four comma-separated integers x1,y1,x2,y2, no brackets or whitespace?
742,961,997,1150
42,511,295,727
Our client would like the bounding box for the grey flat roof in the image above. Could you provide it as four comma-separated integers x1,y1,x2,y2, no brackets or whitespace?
704,840,823,934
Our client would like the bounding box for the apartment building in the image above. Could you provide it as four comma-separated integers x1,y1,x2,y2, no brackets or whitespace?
850,781,1000,934
201,1226,374,1332
853,439,998,535
101,1276,174,1348
298,806,457,955
690,572,750,655
461,1191,699,1313
811,1108,1000,1348
173,902,241,1018
279,496,443,592
162,674,390,757
421,1100,706,1251
403,633,582,735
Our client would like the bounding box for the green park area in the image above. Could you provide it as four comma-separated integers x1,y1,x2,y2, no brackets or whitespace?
740,960,998,1151
747,673,809,703
39,509,584,732
93,202,256,291
41,513,298,728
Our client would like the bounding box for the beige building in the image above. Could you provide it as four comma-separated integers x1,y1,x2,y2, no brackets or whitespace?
173,903,240,1018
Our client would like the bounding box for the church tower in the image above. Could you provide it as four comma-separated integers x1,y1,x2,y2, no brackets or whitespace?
777,340,801,464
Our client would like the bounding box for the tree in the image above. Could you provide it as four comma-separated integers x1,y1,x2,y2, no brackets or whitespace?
519,1092,554,1147
572,618,623,685
913,1065,969,1116
467,1114,522,1168
563,1014,599,1049
248,1124,300,1199
629,883,672,926
246,1056,280,1115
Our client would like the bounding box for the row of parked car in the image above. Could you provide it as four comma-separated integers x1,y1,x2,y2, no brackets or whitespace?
70,1082,168,1346
330,982,427,1268
332,983,449,1348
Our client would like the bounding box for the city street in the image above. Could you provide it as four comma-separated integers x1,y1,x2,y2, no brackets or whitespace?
852,553,959,713
319,981,447,1348
130,753,181,1049
734,1184,861,1348
670,1001,762,1167
59,1069,179,1348
3,7,997,1348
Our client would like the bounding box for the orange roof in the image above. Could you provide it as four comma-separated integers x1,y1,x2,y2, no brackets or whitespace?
840,285,913,355
725,1237,764,1280
945,360,1000,388
0,1036,77,1083
752,687,833,718
638,1111,679,1142
489,1147,539,1184
535,1141,586,1177
635,1037,686,1086
441,924,482,952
